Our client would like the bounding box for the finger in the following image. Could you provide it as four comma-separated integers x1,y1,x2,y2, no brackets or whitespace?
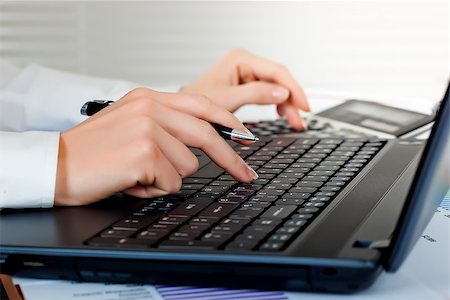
142,118,199,178
157,92,256,143
235,50,310,112
237,63,257,84
146,102,258,182
224,81,290,109
124,143,181,198
277,102,307,131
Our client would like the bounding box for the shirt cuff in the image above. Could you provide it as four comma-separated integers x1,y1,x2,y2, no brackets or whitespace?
0,131,60,209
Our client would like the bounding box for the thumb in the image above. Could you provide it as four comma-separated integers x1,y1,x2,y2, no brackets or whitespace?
227,81,290,109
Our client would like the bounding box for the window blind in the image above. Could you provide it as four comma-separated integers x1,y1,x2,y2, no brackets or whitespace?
0,1,448,103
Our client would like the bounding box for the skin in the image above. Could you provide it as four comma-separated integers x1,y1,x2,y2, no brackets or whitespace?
181,48,310,129
55,49,310,206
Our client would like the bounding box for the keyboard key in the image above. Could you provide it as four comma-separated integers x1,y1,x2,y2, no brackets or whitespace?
100,229,133,238
303,175,329,182
229,207,264,219
202,232,234,242
313,165,340,171
183,178,212,185
158,216,189,225
252,218,282,227
181,183,204,190
221,218,251,226
304,201,325,208
289,187,317,193
112,215,159,230
256,189,285,196
211,225,242,233
281,192,311,199
320,186,342,192
169,231,201,241
170,199,213,217
284,219,307,227
158,240,221,250
291,213,313,219
309,170,335,176
275,198,305,206
178,224,210,232
148,223,178,232
259,242,284,251
276,226,302,234
261,205,296,219
295,181,323,187
268,234,292,242
315,191,336,197
236,231,267,241
326,181,346,187
271,178,299,184
248,195,278,202
297,207,319,214
198,203,238,219
136,230,167,240
190,217,216,226
88,237,152,248
309,196,331,202
226,240,259,251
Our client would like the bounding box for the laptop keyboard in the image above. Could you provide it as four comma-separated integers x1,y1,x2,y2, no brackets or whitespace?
244,118,380,139
86,137,385,252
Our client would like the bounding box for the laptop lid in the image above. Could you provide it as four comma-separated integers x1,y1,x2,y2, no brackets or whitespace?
384,83,449,272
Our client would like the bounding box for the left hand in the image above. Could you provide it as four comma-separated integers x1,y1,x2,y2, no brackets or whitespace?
181,48,311,130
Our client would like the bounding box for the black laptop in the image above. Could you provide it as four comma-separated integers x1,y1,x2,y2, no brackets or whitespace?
0,84,448,293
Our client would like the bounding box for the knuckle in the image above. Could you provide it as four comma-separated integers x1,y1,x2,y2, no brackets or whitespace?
134,116,156,136
229,48,246,56
274,63,289,76
196,95,213,114
131,96,156,115
186,154,200,176
129,87,152,98
170,176,182,193
231,152,244,167
137,139,159,161
178,151,199,178
200,122,217,147
224,48,246,61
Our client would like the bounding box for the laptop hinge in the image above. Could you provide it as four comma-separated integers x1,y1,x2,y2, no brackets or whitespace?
353,239,391,249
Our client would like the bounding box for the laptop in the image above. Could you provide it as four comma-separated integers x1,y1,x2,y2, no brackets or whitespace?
0,84,448,293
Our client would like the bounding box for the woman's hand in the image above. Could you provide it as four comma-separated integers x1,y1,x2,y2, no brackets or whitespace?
55,88,258,206
181,49,311,130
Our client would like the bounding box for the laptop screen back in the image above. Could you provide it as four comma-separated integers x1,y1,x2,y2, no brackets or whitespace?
385,83,449,272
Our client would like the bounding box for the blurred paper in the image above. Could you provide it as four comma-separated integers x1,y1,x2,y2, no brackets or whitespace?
17,280,163,300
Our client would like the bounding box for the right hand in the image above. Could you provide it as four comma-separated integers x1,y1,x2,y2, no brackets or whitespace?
54,88,258,206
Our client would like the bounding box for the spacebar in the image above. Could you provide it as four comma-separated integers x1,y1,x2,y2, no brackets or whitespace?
191,162,224,178
158,240,221,250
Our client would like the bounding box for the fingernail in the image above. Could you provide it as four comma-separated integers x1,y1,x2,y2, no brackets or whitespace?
272,87,290,101
246,165,259,180
301,118,308,130
244,127,253,135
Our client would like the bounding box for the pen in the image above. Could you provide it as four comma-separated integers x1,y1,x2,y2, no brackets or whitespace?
80,100,259,142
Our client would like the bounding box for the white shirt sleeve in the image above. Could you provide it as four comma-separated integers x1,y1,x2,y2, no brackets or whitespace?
0,61,177,209
0,131,60,208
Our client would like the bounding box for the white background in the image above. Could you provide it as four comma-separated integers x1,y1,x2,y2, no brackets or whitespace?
0,1,449,104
